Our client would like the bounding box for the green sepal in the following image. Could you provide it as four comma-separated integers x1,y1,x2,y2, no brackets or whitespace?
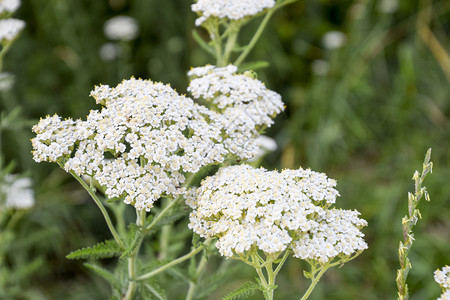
303,270,312,279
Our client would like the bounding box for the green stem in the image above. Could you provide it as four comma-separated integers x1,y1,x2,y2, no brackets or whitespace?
222,24,240,66
233,10,274,67
123,209,146,300
136,242,206,281
300,260,341,300
158,198,171,261
274,251,290,275
67,170,125,249
233,0,298,67
144,173,196,232
185,247,209,300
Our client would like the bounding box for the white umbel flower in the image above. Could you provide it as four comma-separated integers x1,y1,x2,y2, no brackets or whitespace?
32,78,230,211
191,0,276,26
188,65,284,159
187,164,367,260
0,18,25,41
435,266,450,292
3,175,35,209
104,15,139,41
0,0,21,14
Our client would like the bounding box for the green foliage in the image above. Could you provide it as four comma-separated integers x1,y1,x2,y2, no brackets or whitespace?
66,239,122,260
141,279,168,300
0,0,447,299
120,223,142,259
84,262,122,292
222,281,260,300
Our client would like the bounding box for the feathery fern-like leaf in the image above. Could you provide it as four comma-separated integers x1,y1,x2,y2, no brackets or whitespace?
120,223,142,259
66,239,121,260
141,280,168,300
222,281,260,300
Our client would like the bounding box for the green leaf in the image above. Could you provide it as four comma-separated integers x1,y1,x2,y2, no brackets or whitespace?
153,209,187,229
66,240,121,260
120,223,142,259
192,29,216,57
237,61,269,72
84,262,121,292
142,280,168,300
222,281,260,300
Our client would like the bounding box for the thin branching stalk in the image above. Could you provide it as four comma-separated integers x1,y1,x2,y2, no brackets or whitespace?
136,242,207,281
66,169,125,250
123,209,146,300
233,0,298,67
185,241,210,300
396,148,433,300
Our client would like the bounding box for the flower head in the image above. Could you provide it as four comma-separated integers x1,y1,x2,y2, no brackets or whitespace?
0,0,21,14
191,0,275,26
435,266,450,297
32,78,229,211
0,18,25,42
187,164,367,261
188,65,284,159
104,16,139,41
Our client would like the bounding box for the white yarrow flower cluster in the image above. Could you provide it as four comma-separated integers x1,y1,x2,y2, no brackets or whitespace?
0,0,20,14
188,65,284,159
435,266,450,300
187,164,368,261
104,15,139,41
0,18,24,41
32,78,230,211
192,0,275,26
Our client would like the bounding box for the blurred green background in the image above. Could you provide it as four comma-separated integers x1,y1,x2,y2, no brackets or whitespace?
1,0,449,299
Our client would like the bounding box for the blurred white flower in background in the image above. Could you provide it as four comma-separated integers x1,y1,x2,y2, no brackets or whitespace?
104,15,139,41
311,59,329,76
322,31,347,50
192,0,276,26
0,72,14,91
0,18,25,41
99,42,121,61
248,135,277,162
3,175,35,209
377,0,398,14
0,0,21,14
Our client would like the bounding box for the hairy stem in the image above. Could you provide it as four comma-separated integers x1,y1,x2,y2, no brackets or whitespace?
123,209,146,300
136,242,206,281
68,170,125,249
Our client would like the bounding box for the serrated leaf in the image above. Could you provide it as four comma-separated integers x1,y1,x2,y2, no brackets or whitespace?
142,281,168,300
66,240,122,260
84,262,122,292
153,209,187,228
120,224,142,259
222,281,259,300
